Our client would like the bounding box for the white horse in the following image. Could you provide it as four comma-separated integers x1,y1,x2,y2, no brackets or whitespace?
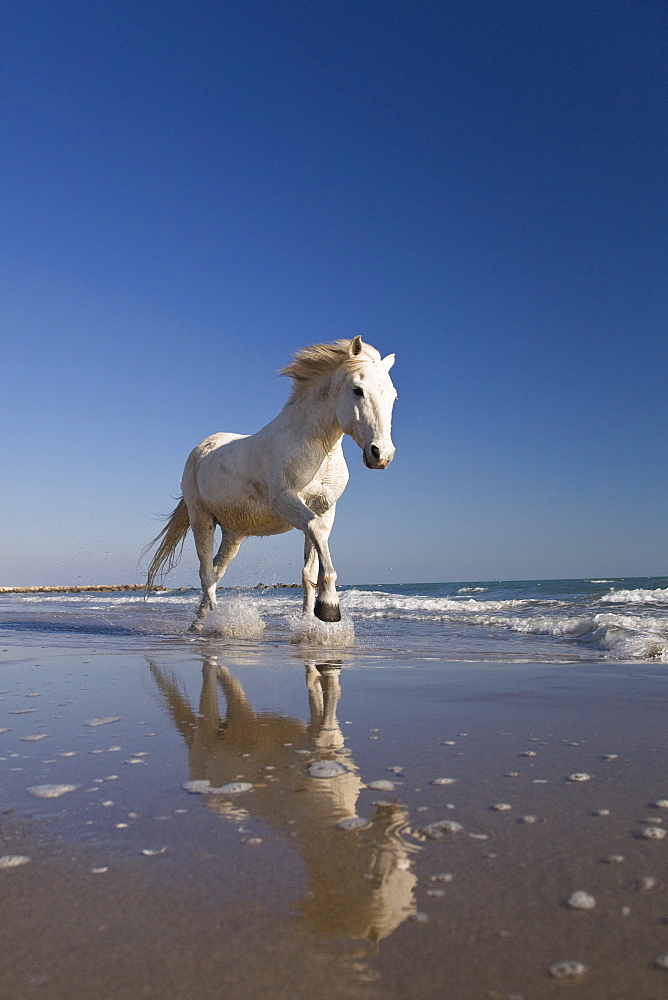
145,336,397,628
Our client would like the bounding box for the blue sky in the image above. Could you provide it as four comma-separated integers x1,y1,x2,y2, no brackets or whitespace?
1,0,666,587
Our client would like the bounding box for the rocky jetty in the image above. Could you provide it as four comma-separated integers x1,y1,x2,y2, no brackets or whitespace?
0,584,171,594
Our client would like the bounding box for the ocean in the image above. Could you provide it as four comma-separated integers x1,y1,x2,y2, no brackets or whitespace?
2,576,668,661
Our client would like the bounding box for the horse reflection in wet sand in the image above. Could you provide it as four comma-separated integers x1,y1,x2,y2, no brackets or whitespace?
145,337,396,631
150,658,417,943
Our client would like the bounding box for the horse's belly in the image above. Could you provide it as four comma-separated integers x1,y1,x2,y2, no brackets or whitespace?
194,435,346,535
209,500,292,537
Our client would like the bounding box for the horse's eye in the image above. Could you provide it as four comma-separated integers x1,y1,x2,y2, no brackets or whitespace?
353,386,364,397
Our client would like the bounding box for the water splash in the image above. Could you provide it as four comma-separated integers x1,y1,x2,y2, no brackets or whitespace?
201,599,266,639
289,612,355,646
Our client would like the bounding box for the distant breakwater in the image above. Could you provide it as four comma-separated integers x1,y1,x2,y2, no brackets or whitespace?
0,584,171,594
0,583,300,594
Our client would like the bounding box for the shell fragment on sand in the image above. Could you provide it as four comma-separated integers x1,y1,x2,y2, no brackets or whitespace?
566,891,596,910
549,960,588,979
0,855,30,869
640,826,666,840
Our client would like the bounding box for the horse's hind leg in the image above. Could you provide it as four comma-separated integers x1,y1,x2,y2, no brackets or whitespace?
302,538,318,616
189,508,218,629
213,531,244,584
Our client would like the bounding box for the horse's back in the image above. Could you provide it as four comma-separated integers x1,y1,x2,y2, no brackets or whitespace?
182,432,248,503
194,431,248,458
183,430,291,537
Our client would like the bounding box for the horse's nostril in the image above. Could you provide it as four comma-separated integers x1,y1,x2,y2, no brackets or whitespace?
370,445,381,460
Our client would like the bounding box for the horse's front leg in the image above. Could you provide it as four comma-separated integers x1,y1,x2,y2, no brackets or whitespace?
310,505,339,621
274,493,340,622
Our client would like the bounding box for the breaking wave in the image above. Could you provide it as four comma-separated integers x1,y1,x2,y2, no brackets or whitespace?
2,578,668,661
599,588,668,605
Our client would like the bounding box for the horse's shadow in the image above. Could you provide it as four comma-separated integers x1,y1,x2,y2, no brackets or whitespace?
149,657,418,945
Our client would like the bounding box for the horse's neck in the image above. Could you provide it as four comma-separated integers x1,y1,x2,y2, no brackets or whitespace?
277,385,343,457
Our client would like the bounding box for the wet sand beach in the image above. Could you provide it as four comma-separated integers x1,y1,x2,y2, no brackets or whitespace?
1,641,668,999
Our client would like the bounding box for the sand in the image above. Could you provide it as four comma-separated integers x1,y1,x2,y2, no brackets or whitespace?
1,642,668,999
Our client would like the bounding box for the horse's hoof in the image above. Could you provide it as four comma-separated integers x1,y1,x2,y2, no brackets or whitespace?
314,600,341,623
188,620,203,634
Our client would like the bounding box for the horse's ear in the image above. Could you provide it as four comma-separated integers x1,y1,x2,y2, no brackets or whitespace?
349,336,364,356
381,353,395,371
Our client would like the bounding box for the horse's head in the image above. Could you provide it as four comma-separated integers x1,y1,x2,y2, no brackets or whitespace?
337,336,397,470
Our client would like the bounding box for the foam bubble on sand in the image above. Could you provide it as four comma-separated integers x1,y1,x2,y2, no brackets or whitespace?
183,779,253,795
201,599,266,639
308,760,349,779
289,612,355,646
28,784,79,798
413,819,463,840
337,816,371,831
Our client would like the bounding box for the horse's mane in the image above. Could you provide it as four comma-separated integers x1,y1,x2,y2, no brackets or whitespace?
280,338,380,400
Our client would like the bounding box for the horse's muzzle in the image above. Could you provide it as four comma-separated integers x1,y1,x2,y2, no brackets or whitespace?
363,444,394,470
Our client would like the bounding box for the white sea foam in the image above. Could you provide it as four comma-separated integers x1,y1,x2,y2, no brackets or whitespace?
5,579,668,662
599,588,668,605
477,610,668,661
289,612,355,646
201,599,266,639
340,589,547,618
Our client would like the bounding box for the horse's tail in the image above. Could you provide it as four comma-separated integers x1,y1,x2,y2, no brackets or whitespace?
143,497,190,591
